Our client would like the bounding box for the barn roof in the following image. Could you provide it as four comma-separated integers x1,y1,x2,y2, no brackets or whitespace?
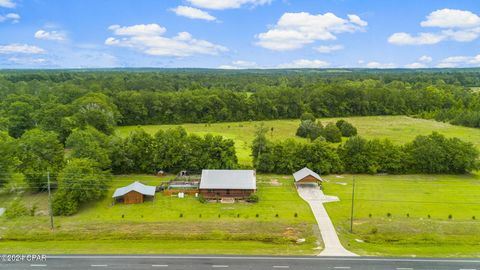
199,170,256,190
293,167,322,182
112,181,156,198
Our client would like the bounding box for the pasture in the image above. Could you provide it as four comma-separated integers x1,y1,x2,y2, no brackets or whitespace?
0,174,320,255
116,116,480,165
1,173,480,256
323,174,480,257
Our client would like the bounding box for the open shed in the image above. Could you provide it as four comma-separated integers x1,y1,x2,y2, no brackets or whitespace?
112,181,156,204
293,167,323,185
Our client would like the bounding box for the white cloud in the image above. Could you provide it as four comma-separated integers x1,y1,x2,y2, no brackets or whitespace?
218,60,258,69
0,0,15,8
421,9,480,28
437,54,480,68
0,13,19,23
105,23,227,57
315,44,344,53
187,0,271,10
347,14,367,27
277,59,330,69
8,57,47,65
171,6,216,21
419,55,432,63
0,44,45,54
404,62,426,69
256,12,367,51
108,24,166,36
365,61,396,69
389,9,480,45
436,62,458,68
388,32,445,45
34,30,66,41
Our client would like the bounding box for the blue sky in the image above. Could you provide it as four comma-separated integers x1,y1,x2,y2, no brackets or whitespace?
0,0,479,69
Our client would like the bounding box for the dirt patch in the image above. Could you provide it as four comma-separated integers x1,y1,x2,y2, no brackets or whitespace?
283,227,299,240
270,179,282,186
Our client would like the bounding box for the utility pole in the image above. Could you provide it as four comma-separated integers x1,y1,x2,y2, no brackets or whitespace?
47,172,54,231
350,176,356,233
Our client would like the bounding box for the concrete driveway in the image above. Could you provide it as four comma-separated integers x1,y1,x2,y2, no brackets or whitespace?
296,183,357,257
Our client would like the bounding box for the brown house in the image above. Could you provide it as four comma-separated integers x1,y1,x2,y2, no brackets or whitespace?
112,181,156,204
293,167,323,185
199,170,256,200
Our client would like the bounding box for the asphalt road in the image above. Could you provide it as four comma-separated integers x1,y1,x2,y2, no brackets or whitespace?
1,255,479,270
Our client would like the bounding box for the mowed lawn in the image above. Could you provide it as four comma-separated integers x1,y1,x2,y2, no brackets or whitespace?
2,173,480,256
0,174,320,255
116,116,480,166
322,174,480,257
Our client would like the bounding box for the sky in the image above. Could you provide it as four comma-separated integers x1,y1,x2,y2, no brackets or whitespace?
0,0,479,69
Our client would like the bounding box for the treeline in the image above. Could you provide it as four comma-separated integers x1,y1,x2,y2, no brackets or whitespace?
2,76,479,141
1,70,480,134
253,130,479,175
0,126,237,189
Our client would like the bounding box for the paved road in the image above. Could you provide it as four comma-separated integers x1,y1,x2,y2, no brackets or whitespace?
296,183,357,256
1,255,479,270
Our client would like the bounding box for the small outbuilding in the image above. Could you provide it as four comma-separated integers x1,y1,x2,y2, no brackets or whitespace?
112,181,156,204
293,167,323,184
199,169,256,200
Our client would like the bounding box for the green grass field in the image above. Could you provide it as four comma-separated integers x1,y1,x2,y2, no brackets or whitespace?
322,174,480,257
1,173,480,256
116,116,480,165
0,174,320,255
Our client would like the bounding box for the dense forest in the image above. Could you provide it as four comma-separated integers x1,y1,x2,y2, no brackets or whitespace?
1,69,480,142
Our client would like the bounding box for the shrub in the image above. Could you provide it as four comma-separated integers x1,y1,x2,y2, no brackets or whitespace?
427,214,431,219
198,194,206,203
255,213,259,218
387,212,392,218
237,214,240,218
406,213,410,218
323,123,342,143
199,214,202,218
296,120,323,141
336,120,358,137
275,213,279,218
52,191,79,216
5,198,28,219
179,213,183,218
448,214,453,220
369,213,372,218
294,213,298,218
247,193,259,203
370,227,378,234
472,216,476,220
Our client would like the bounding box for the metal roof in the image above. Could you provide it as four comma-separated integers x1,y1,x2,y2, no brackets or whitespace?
293,167,322,182
112,181,156,198
199,170,256,190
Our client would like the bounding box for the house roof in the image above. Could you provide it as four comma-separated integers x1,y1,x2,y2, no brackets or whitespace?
112,181,156,198
199,170,256,190
293,167,322,182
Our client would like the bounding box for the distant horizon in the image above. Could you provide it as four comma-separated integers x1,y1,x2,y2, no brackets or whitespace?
1,66,480,71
